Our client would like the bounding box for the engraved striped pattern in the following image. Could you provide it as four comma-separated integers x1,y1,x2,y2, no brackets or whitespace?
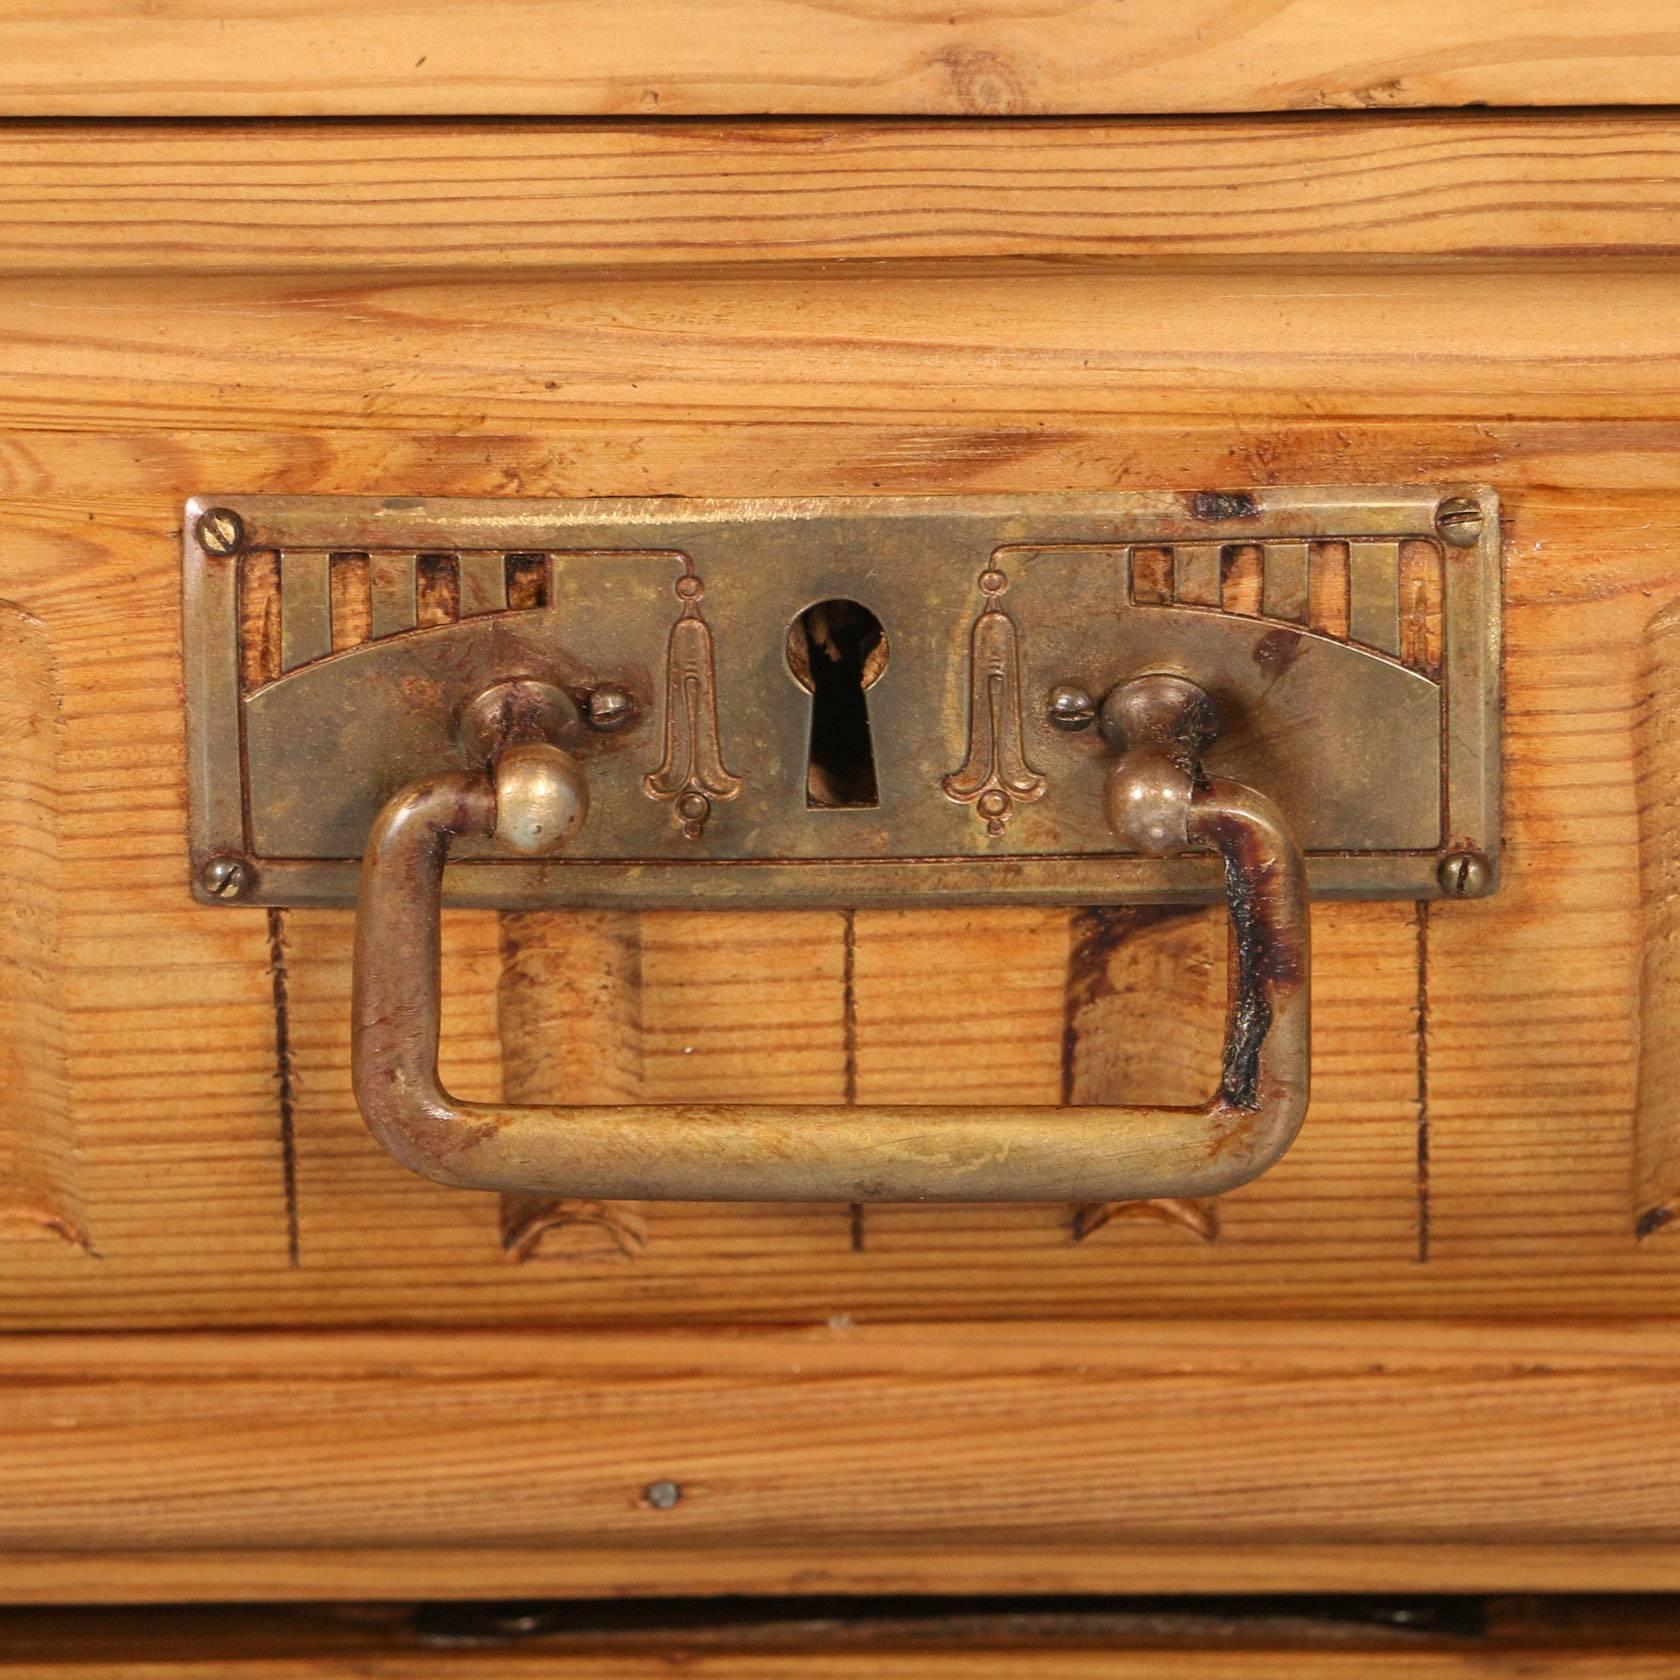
244,551,550,689
1129,538,1442,673
250,541,1441,686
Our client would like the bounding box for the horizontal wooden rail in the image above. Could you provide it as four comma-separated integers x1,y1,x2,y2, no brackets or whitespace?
1,2,1678,117
7,1321,1680,1600
6,115,1680,275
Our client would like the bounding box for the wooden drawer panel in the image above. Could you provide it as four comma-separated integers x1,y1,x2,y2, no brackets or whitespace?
0,253,1674,1325
3,112,1680,1593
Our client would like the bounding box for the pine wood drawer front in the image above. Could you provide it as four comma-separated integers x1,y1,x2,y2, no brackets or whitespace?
1,115,1670,1329
2,110,1680,1594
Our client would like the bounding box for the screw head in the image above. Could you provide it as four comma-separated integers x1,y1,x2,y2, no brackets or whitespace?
194,507,245,557
585,685,636,732
200,854,253,900
1434,495,1484,549
643,1479,682,1511
1046,684,1097,732
1437,850,1491,898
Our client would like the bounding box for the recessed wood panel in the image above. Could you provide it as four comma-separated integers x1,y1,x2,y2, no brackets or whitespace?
0,603,83,1252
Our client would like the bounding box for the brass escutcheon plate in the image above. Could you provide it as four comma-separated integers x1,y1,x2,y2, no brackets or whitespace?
183,487,1501,908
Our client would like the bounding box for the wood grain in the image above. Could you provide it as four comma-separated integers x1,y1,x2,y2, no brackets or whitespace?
499,910,650,1261
23,1542,1680,1605
5,418,1680,502
0,3,1678,116
0,498,302,1316
9,115,1680,273
1063,907,1224,1242
4,106,1680,1597
7,266,1680,435
0,602,83,1251
1424,504,1655,1296
7,1321,1680,1598
0,337,1673,1323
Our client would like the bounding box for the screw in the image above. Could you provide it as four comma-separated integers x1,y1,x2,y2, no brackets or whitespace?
1437,850,1491,898
643,1479,682,1511
200,855,253,900
1434,496,1484,549
1046,684,1097,731
195,507,245,557
585,685,636,732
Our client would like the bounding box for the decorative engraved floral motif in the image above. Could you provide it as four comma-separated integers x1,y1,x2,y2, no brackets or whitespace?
942,565,1045,835
643,562,742,838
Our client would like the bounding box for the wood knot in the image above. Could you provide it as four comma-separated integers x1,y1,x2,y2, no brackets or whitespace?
932,47,1036,115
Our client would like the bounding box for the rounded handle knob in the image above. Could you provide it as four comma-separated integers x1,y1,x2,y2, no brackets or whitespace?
494,741,589,856
1100,672,1217,854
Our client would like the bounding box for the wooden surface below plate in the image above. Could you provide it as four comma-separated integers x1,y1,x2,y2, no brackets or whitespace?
6,1322,1680,1601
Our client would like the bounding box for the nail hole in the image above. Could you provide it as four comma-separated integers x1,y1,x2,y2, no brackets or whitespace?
643,1479,682,1511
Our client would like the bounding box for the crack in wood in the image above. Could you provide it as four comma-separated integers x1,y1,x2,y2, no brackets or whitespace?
266,907,301,1268
1416,900,1431,1265
843,908,864,1252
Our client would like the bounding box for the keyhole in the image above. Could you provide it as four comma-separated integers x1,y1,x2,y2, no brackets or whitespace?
786,599,888,809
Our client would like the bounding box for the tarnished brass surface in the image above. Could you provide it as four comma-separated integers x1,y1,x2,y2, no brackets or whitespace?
183,487,1501,908
351,725,1309,1202
492,742,589,856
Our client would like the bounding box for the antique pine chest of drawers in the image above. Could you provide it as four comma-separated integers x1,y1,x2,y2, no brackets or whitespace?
5,3,1680,1671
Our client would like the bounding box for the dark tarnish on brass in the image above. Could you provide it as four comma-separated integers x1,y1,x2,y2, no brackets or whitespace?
183,487,1501,911
181,486,1497,1206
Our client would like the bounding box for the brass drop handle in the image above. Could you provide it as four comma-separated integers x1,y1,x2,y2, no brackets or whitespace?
351,674,1309,1202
